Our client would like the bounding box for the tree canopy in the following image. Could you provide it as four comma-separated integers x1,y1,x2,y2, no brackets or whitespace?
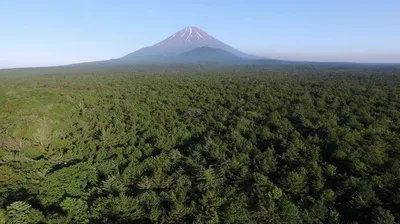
0,65,400,223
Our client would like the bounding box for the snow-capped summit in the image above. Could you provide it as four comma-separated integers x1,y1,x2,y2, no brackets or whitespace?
122,26,253,59
157,26,214,45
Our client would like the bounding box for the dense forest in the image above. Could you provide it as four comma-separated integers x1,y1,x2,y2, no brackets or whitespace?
1,66,400,223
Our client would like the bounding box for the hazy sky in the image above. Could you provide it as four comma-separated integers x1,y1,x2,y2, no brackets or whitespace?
1,0,399,68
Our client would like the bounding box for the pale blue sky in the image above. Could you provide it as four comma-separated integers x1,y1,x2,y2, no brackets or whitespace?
1,0,399,68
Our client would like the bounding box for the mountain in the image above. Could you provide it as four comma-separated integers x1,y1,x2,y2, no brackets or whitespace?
65,26,261,66
172,46,243,62
120,26,254,61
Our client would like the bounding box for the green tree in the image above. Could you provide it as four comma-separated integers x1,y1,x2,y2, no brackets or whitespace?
6,201,43,224
372,207,395,224
279,198,303,224
39,163,97,206
280,167,308,196
60,197,89,224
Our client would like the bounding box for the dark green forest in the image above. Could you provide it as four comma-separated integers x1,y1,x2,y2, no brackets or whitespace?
1,66,400,223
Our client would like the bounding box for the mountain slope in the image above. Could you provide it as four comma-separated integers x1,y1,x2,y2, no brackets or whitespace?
172,47,243,62
121,26,254,61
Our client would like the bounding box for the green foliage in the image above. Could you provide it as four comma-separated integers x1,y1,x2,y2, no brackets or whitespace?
5,201,43,224
373,207,396,224
222,193,252,224
6,202,30,224
91,195,145,223
0,209,6,224
1,66,400,223
280,198,303,224
0,166,20,193
100,175,126,195
60,197,89,224
280,167,308,196
39,163,97,206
